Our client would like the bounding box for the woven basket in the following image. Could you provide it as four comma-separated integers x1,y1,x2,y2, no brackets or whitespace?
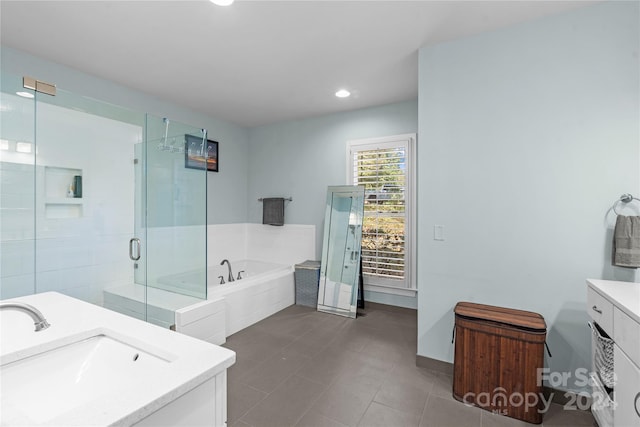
591,322,615,388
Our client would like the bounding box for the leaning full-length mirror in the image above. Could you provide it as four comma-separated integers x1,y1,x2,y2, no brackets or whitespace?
318,185,365,318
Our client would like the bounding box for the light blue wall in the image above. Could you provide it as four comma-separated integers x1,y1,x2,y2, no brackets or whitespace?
417,1,639,393
248,100,418,308
1,47,250,224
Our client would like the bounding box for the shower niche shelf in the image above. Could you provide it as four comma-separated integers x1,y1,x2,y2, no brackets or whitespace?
44,166,83,219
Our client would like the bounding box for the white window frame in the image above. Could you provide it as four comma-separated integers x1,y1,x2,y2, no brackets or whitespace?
346,133,417,296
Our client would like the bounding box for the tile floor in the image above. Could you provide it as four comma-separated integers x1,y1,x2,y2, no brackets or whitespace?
223,302,596,427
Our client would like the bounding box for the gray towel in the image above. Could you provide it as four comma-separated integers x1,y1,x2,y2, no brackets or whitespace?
613,215,640,268
262,197,285,226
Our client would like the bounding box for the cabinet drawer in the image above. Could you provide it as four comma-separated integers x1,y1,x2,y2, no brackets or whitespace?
588,286,614,336
614,307,640,368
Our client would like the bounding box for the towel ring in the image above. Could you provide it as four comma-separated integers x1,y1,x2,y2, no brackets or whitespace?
613,193,640,215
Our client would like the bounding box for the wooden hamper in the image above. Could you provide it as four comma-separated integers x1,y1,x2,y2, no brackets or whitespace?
453,302,547,424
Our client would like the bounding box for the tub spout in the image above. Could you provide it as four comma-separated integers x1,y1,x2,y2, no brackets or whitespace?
0,301,51,332
220,259,235,282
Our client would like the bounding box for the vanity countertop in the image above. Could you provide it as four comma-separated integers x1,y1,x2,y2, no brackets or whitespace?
587,278,640,324
0,291,235,426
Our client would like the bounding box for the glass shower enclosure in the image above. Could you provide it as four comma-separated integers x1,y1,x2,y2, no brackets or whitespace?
0,73,208,326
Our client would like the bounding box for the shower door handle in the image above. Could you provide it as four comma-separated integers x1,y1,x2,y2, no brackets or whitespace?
129,238,141,261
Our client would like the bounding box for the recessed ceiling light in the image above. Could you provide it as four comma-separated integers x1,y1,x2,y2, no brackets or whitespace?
16,91,34,99
210,0,234,5
335,89,351,98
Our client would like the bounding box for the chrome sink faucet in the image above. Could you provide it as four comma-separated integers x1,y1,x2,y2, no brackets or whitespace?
220,259,235,282
0,302,51,331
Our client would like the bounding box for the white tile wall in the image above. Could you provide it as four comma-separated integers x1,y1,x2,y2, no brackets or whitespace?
245,224,316,266
206,223,247,266
206,223,315,268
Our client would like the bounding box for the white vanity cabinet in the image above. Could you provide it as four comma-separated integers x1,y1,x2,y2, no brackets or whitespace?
0,292,235,426
614,344,640,426
587,279,640,427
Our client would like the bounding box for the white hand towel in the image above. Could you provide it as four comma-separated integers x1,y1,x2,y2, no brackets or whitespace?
613,215,640,268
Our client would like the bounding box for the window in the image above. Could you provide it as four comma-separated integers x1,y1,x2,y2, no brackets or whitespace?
347,134,415,292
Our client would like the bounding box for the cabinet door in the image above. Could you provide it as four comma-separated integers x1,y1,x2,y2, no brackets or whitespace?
614,344,640,426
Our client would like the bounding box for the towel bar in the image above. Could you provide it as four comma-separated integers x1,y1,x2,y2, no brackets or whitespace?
612,193,640,215
258,197,292,202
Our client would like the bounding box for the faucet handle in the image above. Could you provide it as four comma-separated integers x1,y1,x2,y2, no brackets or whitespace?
218,275,225,284
237,270,245,280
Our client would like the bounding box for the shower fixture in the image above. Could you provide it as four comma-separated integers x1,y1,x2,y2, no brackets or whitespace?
156,118,185,153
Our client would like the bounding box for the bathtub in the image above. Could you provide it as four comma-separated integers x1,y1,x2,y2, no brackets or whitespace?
158,260,289,291
204,260,295,336
159,260,295,336
105,260,295,342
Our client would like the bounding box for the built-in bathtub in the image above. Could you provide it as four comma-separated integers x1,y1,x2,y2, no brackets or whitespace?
103,259,295,343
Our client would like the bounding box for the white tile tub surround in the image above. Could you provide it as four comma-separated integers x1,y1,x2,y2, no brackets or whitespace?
0,292,235,426
207,223,248,265
206,223,316,268
175,297,226,346
204,223,315,335
208,261,295,336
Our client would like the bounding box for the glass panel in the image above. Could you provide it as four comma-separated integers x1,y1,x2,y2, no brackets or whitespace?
33,88,143,309
318,185,365,318
0,74,36,299
143,115,207,302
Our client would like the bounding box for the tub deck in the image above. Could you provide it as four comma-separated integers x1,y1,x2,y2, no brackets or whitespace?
103,261,295,345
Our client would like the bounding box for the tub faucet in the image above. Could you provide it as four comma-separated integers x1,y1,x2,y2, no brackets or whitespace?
220,259,235,282
0,302,51,332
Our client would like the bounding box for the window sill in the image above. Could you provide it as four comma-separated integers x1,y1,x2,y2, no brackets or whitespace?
363,283,417,297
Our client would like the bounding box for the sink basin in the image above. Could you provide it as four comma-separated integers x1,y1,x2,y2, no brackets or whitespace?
1,334,170,424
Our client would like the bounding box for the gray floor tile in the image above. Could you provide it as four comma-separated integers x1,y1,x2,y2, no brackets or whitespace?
541,403,596,426
481,411,535,427
420,395,482,427
358,401,421,427
225,303,595,427
426,371,456,401
239,346,311,393
225,329,295,362
240,374,327,427
227,381,268,424
373,367,431,421
310,373,381,426
296,410,349,427
295,345,360,386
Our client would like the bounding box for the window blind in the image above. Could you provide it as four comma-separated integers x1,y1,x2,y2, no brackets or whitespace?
352,145,407,281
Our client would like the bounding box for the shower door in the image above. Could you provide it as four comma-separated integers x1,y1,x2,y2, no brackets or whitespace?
135,115,208,317
0,73,207,327
317,185,365,318
0,72,145,307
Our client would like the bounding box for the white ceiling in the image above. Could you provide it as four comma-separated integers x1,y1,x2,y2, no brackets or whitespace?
1,0,596,128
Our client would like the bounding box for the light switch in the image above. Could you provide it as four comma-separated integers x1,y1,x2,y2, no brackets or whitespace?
434,225,445,241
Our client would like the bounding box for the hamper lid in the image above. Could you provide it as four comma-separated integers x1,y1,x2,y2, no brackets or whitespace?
454,301,546,331
295,260,321,270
